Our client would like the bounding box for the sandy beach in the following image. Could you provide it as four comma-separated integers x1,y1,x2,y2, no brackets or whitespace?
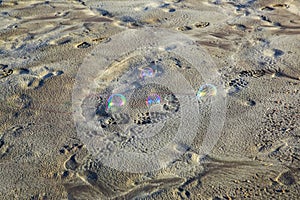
0,0,299,199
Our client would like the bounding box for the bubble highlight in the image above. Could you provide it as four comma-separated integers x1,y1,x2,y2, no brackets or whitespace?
140,67,155,79
146,94,161,107
106,94,127,112
196,84,217,101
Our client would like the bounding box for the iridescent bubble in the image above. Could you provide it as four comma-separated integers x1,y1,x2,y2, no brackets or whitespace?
196,84,217,100
106,94,126,113
146,94,161,107
140,67,155,79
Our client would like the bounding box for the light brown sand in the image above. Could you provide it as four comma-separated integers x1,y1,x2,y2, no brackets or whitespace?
0,0,299,199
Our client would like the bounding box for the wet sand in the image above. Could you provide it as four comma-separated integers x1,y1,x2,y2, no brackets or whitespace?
0,0,299,199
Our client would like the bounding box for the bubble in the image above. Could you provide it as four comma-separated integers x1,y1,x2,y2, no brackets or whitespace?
106,94,126,113
196,84,217,101
146,94,161,107
140,67,155,79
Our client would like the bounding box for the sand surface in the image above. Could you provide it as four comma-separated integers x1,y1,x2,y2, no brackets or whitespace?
0,0,299,199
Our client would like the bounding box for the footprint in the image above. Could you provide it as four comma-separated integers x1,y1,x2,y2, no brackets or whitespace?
169,8,176,13
175,187,191,199
227,78,248,94
260,15,272,23
177,26,192,31
225,66,300,95
243,99,256,107
0,69,13,79
149,111,172,123
2,65,64,89
111,113,131,124
134,112,151,125
238,69,266,78
233,24,247,31
65,154,79,171
159,3,170,8
76,42,91,48
263,49,284,58
261,6,275,11
0,144,12,160
95,8,113,17
273,49,284,57
0,136,8,159
170,57,191,70
18,66,63,89
0,64,9,70
13,68,30,75
98,113,130,129
159,3,176,13
59,143,83,155
272,4,289,9
0,138,4,149
79,170,116,197
113,16,143,29
0,125,26,160
194,22,210,28
261,4,289,11
276,171,295,186
91,37,111,44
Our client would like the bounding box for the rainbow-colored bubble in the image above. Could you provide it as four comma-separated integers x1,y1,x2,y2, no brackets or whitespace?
140,67,155,79
196,84,217,100
146,94,161,107
106,94,126,112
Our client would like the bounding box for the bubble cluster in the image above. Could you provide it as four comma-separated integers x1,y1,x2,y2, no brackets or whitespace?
196,84,217,101
140,67,155,79
106,94,127,113
73,28,227,173
146,94,161,107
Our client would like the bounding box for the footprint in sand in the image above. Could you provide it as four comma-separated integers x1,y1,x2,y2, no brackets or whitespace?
12,66,63,89
263,48,284,58
177,25,192,31
0,69,13,79
64,154,79,171
276,170,296,186
194,21,210,28
0,64,13,79
0,135,12,161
